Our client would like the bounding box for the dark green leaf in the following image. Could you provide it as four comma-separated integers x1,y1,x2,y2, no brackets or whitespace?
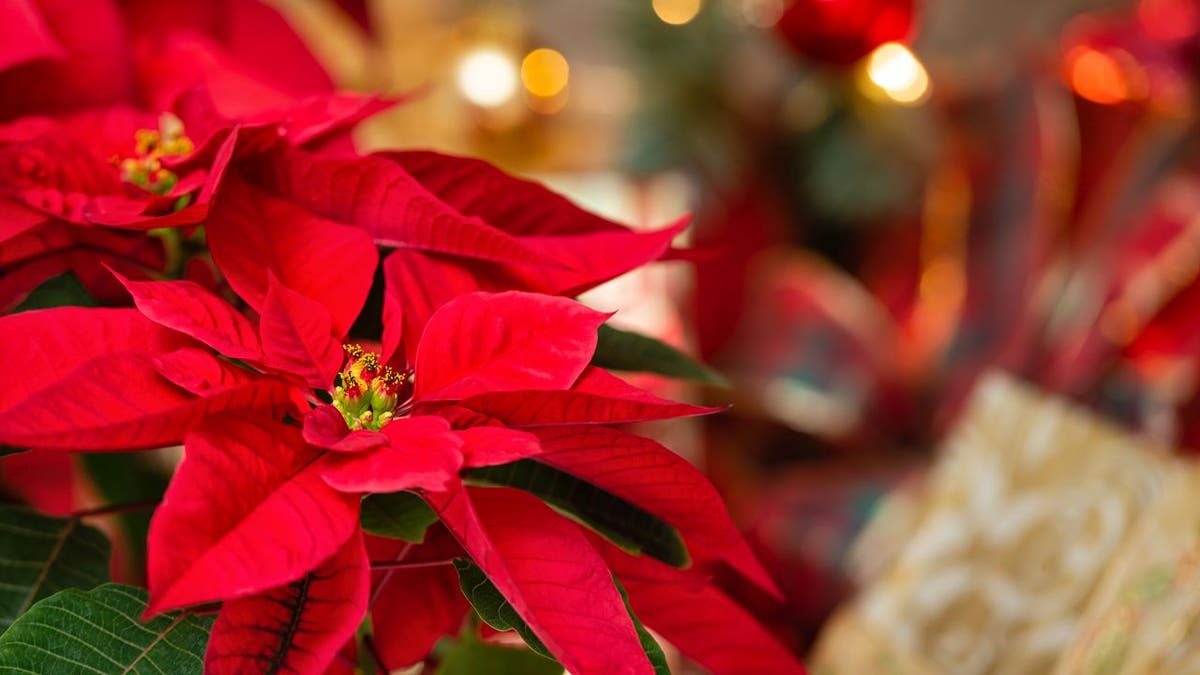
361,491,438,543
592,323,727,385
465,460,690,568
435,633,562,675
616,578,670,675
13,273,98,313
453,559,554,661
81,452,170,583
0,506,110,631
0,583,212,673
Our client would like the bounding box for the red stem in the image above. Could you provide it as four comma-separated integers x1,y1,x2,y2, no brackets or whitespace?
71,500,160,519
368,559,454,571
368,543,412,609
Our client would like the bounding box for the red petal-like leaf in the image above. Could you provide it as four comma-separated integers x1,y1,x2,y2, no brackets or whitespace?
113,272,262,360
429,485,653,675
0,0,133,119
0,1,66,70
259,276,344,388
456,366,719,427
604,549,806,675
0,197,47,243
533,425,780,598
380,246,490,364
457,426,542,468
302,404,388,453
147,415,360,613
415,291,607,401
246,146,556,264
0,352,295,451
319,416,463,493
0,306,190,411
152,347,283,396
208,176,377,335
371,563,468,670
392,150,688,294
206,529,369,675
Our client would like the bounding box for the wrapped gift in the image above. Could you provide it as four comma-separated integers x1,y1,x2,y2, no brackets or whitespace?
813,372,1173,674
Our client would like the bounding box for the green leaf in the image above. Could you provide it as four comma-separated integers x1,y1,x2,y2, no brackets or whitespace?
13,273,99,313
0,583,212,673
0,505,110,630
464,460,690,568
591,323,727,385
435,633,562,675
616,578,670,675
453,559,555,661
360,490,438,543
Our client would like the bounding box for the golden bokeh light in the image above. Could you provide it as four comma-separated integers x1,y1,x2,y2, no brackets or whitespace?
652,0,702,26
521,48,570,98
864,42,931,105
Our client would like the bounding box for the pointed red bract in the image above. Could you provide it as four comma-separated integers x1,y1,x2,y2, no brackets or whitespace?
0,352,293,450
429,485,653,675
457,426,542,468
456,366,719,427
0,0,133,119
259,276,344,388
371,563,469,670
319,416,463,493
603,548,807,675
391,150,689,293
0,307,190,411
534,425,780,597
113,272,262,359
152,347,281,396
147,414,359,614
415,291,607,401
0,1,65,71
206,529,369,675
302,404,388,453
246,146,555,264
208,177,377,335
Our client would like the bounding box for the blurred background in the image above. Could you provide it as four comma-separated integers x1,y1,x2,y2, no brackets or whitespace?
244,0,1200,670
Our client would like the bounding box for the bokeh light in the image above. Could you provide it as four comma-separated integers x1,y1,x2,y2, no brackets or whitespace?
521,48,570,98
456,47,519,108
652,0,703,26
864,42,930,105
1065,46,1148,105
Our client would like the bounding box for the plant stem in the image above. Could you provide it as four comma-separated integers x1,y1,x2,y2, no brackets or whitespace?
71,500,160,519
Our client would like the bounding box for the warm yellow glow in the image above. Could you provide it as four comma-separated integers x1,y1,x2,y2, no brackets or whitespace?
865,42,930,105
455,48,519,108
652,0,702,25
521,48,570,98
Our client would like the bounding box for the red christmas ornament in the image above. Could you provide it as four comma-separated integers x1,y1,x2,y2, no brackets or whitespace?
775,0,916,66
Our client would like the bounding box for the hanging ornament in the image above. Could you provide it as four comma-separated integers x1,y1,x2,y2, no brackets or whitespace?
774,0,916,67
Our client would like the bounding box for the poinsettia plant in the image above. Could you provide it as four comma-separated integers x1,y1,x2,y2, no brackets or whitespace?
0,1,806,674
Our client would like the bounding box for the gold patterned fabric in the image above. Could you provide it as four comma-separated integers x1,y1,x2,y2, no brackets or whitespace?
813,372,1190,675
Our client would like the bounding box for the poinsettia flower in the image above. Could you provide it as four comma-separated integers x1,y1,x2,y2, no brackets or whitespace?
0,0,389,309
0,263,794,673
